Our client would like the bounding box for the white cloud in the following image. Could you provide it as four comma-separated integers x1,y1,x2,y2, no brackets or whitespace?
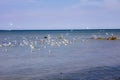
80,0,103,6
23,0,40,3
0,0,120,29
61,0,120,29
103,0,120,10
0,0,40,4
77,0,120,10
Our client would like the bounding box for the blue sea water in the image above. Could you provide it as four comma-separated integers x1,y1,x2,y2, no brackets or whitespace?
0,29,120,80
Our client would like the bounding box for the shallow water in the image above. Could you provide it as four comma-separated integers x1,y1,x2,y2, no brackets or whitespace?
0,29,120,80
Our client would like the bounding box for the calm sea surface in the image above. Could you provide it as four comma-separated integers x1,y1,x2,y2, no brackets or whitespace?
0,29,120,80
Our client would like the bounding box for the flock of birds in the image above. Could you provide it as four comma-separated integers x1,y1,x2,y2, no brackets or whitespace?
0,34,76,53
0,33,119,53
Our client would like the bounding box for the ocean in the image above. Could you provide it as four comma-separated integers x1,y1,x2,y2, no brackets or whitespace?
0,29,120,80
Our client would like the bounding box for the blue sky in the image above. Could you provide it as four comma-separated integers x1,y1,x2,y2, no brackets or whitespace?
0,0,120,29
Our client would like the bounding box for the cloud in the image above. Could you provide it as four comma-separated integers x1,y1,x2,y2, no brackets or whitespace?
84,0,120,10
80,0,103,6
21,0,41,3
103,0,120,10
60,0,120,29
0,0,120,29
0,0,40,5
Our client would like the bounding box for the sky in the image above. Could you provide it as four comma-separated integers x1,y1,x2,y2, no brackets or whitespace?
0,0,120,30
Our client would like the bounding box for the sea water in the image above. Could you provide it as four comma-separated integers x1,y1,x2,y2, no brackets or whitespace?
0,29,120,80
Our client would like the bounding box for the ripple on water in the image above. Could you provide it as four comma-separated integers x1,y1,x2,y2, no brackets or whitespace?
45,66,120,80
